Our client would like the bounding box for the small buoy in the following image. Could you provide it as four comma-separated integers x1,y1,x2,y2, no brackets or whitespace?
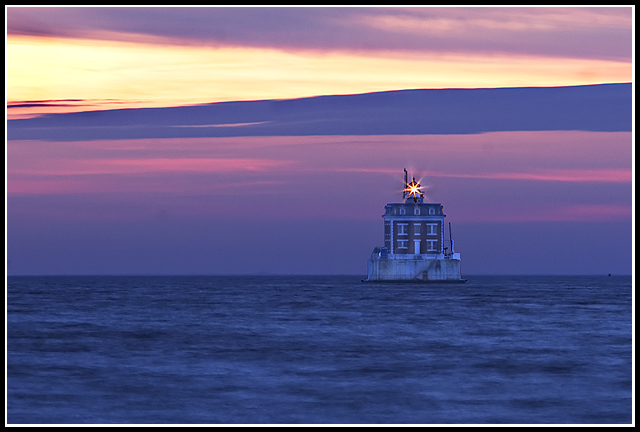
608,273,612,277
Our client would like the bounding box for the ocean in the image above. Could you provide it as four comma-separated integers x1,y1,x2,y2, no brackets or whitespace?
6,275,633,425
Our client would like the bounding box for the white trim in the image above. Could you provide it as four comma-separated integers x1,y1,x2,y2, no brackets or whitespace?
384,216,443,222
384,253,446,260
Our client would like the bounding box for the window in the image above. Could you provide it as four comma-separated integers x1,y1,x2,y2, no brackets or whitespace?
384,222,391,249
429,207,435,215
427,223,438,235
398,239,408,249
414,223,421,235
400,207,406,215
427,240,437,252
397,223,408,235
414,207,420,215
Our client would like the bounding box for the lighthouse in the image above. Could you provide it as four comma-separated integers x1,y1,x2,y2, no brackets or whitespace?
365,169,466,282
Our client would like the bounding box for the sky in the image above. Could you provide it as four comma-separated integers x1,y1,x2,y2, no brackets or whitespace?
5,6,634,276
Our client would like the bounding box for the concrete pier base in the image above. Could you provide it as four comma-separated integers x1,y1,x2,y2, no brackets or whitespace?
366,253,465,282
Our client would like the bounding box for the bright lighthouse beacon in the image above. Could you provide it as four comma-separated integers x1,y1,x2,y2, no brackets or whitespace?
365,169,466,283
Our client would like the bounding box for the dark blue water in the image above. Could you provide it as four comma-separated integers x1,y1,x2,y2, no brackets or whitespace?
7,275,633,424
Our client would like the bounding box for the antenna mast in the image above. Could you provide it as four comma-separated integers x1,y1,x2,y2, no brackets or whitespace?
403,168,408,199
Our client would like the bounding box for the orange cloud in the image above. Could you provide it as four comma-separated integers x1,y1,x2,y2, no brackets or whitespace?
7,34,631,115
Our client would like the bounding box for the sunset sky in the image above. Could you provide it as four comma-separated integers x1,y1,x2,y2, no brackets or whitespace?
6,6,634,276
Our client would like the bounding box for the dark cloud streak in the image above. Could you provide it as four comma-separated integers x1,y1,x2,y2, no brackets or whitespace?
7,98,134,109
7,83,632,142
8,103,81,108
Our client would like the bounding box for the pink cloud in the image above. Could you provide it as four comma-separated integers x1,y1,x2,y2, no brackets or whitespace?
7,156,291,195
458,203,632,223
323,167,631,183
7,131,631,225
421,168,632,183
552,204,632,221
9,157,290,177
8,175,288,196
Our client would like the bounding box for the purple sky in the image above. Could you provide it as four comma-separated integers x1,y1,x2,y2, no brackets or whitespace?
7,127,632,275
7,7,632,61
5,7,634,276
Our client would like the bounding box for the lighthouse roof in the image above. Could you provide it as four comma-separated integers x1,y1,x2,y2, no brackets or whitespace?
384,202,445,217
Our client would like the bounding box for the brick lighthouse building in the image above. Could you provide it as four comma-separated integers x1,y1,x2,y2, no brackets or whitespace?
365,169,465,282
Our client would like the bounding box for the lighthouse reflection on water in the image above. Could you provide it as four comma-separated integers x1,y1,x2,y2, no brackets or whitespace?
364,169,466,283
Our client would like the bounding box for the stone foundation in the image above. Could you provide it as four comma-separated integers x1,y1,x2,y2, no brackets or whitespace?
366,254,465,282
